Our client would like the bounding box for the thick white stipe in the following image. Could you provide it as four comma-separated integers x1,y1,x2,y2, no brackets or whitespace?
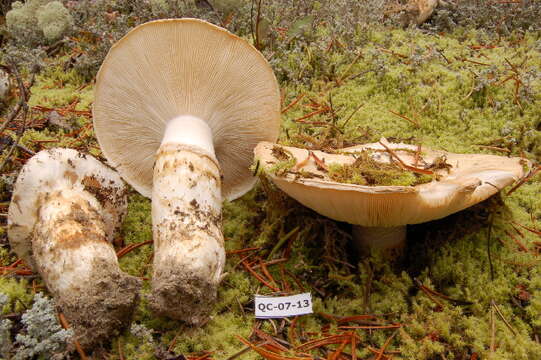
150,116,225,323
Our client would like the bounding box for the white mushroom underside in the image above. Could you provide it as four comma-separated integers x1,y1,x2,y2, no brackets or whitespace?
92,19,281,201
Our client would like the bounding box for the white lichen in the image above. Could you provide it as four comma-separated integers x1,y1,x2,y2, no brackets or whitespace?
13,293,73,360
5,0,73,45
0,293,13,358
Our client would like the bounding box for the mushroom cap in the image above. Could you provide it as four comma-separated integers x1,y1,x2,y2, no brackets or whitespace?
255,141,529,227
93,18,281,201
7,148,128,269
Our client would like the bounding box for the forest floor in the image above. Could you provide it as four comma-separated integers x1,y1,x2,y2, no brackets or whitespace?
1,1,540,359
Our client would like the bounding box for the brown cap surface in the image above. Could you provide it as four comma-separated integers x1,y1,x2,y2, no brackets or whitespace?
7,148,127,269
93,19,281,201
255,140,529,226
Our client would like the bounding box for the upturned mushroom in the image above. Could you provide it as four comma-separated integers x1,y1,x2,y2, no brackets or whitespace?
255,139,529,252
92,19,281,323
8,148,140,348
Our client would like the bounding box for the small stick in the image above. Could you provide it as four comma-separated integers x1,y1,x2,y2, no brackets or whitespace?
284,268,306,292
168,330,181,352
295,334,351,351
225,342,266,360
226,247,261,255
489,304,495,359
375,329,398,360
58,312,88,360
491,300,517,336
436,48,451,64
388,110,419,128
232,252,258,270
341,102,364,129
259,258,278,289
506,165,540,196
337,52,364,85
508,222,525,238
511,221,541,237
339,324,402,330
268,226,299,259
462,58,490,66
504,230,529,252
251,258,288,270
242,260,280,292
413,278,473,305
294,108,329,122
329,339,348,360
0,63,32,136
192,352,213,360
476,145,511,153
351,332,357,360
282,93,305,114
279,264,291,292
496,74,515,86
378,140,433,175
376,47,407,59
309,151,328,172
415,281,445,309
413,144,422,167
116,240,153,258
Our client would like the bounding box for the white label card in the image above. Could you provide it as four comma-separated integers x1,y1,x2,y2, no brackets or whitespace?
255,293,313,319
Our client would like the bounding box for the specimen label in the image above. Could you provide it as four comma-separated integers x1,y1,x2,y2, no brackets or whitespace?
254,293,313,318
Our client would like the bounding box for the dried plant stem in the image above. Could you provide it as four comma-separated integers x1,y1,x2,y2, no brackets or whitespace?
58,313,88,360
506,165,541,196
282,93,305,114
489,305,495,357
388,109,419,128
492,300,517,336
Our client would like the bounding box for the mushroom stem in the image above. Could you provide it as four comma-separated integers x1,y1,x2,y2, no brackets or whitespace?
33,188,140,348
151,115,225,323
352,225,407,253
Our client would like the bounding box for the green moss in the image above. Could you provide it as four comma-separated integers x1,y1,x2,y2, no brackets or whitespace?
29,64,94,110
118,194,153,277
0,278,33,314
281,30,541,161
326,150,434,186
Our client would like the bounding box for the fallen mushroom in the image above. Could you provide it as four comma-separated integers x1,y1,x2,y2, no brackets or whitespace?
255,139,530,252
7,148,141,349
92,19,281,323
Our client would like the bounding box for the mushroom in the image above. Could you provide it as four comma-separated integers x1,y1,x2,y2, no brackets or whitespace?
92,19,281,323
7,148,141,348
415,0,439,25
254,139,529,252
0,68,10,103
